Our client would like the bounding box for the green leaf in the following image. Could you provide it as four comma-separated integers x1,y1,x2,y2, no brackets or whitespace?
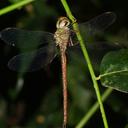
100,49,128,93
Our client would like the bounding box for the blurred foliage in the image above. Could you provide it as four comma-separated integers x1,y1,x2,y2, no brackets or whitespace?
0,0,128,128
9,0,21,4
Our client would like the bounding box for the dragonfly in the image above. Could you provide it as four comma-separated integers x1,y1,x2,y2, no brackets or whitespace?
0,12,116,128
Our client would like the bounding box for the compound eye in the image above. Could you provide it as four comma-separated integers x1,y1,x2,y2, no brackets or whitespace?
59,20,69,28
56,17,70,28
64,21,69,26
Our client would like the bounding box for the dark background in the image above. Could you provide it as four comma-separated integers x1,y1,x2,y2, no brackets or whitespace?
0,0,128,128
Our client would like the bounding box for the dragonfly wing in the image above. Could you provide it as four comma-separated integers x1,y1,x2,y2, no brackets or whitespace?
79,12,116,41
8,43,57,72
0,28,55,50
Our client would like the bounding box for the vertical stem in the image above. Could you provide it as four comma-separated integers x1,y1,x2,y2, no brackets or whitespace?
74,24,109,128
61,51,68,128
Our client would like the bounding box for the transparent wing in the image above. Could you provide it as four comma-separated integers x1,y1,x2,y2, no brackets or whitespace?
0,28,55,50
78,12,116,41
8,43,57,72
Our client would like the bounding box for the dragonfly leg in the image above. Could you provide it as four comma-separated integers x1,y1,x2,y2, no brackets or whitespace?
71,17,77,25
68,37,74,46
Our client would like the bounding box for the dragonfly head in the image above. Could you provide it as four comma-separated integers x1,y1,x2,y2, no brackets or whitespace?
56,17,70,29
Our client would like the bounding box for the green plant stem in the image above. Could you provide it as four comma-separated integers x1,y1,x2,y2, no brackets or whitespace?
76,88,113,128
0,0,34,16
60,0,109,128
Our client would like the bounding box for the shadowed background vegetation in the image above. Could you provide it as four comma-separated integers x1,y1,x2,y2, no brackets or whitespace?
0,0,128,128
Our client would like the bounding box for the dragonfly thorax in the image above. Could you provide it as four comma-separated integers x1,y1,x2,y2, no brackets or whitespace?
54,17,71,52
